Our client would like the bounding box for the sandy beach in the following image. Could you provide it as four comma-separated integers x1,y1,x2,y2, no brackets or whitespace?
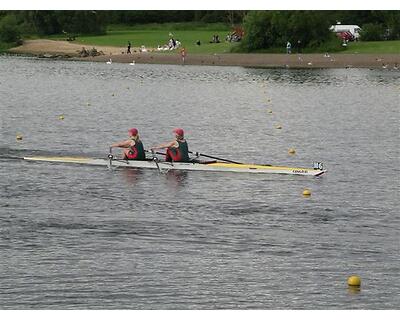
8,39,126,56
8,39,400,69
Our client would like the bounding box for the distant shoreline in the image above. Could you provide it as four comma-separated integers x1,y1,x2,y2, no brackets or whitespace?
7,39,400,69
81,52,400,69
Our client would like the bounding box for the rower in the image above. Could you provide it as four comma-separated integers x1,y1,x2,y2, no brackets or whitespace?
150,128,189,162
111,128,145,160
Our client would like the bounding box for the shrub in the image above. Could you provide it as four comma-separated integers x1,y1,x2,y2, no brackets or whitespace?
360,23,385,41
303,34,344,53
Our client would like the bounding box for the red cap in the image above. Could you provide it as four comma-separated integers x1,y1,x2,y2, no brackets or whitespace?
173,128,184,137
128,128,138,136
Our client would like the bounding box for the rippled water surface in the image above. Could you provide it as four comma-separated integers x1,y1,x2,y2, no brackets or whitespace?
0,56,399,309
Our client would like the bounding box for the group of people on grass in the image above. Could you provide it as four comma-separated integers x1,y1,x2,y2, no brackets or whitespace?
127,30,238,53
196,34,237,46
111,128,189,162
157,33,182,51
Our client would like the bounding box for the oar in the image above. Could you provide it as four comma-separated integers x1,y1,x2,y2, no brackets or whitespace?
107,147,113,168
143,149,165,172
149,150,173,173
151,150,162,172
189,151,242,164
145,149,166,157
146,149,242,165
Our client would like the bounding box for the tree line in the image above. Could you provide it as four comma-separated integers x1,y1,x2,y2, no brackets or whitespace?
0,10,399,50
238,11,400,52
0,11,245,37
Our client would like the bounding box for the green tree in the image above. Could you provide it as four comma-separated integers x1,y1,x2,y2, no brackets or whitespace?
360,23,385,41
239,11,273,52
385,11,400,40
240,11,336,52
0,14,21,43
287,11,333,47
10,11,106,35
29,11,61,35
60,11,106,35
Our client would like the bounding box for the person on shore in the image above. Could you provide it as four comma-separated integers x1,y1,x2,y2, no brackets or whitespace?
127,41,131,54
150,128,189,162
286,41,292,54
111,128,145,160
169,38,177,49
180,47,187,64
297,40,301,53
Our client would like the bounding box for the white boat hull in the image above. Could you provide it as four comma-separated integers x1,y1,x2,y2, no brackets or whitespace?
23,156,326,176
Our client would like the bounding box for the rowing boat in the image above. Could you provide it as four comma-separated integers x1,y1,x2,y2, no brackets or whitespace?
23,156,326,176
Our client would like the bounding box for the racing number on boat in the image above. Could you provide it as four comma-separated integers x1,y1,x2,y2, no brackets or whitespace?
313,162,324,170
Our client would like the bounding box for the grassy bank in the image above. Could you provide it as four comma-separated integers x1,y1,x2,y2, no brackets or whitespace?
25,23,400,55
0,41,15,52
48,23,234,54
234,38,346,54
343,40,400,54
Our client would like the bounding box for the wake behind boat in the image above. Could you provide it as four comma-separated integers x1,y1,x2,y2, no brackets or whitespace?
22,154,326,176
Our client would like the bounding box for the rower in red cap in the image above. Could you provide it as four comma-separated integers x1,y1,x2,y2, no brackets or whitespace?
111,128,146,160
150,128,189,162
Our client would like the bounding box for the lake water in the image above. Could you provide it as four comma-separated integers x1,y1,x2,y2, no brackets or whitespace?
0,56,399,309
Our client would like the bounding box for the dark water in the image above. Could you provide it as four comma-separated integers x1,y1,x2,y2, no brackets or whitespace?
0,56,399,309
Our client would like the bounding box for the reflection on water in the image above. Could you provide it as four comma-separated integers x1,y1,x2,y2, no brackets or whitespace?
165,170,188,190
118,166,188,189
348,287,361,295
119,168,144,185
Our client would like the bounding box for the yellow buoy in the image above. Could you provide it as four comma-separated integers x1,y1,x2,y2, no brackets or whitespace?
302,189,311,197
59,115,64,120
87,102,91,106
348,275,361,287
288,148,296,155
267,109,273,114
275,124,282,129
16,134,23,141
112,93,115,96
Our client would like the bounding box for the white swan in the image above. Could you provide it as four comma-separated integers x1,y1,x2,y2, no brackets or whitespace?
129,60,135,66
106,58,112,65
